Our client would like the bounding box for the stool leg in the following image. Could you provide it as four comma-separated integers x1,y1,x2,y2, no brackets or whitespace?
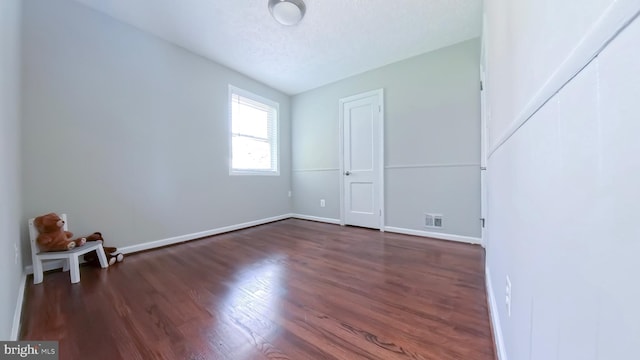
33,257,44,284
96,246,109,269
69,256,80,283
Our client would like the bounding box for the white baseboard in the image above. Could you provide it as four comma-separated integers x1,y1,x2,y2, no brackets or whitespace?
290,213,341,225
118,214,291,254
290,218,482,246
11,272,26,340
384,226,482,245
24,219,479,272
24,214,292,273
486,265,508,360
15,216,483,343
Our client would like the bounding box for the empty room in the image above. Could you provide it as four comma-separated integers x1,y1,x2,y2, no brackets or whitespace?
1,0,639,359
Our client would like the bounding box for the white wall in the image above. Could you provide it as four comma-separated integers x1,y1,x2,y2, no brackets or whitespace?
484,0,640,359
0,0,23,340
484,0,616,149
21,0,291,260
292,39,481,239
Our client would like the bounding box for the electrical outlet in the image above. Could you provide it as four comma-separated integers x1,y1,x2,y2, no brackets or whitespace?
505,276,512,317
14,242,19,264
320,199,325,207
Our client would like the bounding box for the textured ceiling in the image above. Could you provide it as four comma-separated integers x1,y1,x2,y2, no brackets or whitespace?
72,0,482,95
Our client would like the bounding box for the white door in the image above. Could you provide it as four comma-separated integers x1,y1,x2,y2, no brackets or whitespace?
340,89,384,230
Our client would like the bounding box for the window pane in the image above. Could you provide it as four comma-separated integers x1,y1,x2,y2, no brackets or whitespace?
229,86,278,174
231,101,269,139
232,136,272,170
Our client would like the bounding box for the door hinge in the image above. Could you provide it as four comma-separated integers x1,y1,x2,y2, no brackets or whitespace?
480,166,487,171
480,81,484,91
379,209,382,216
378,105,381,112
480,218,486,228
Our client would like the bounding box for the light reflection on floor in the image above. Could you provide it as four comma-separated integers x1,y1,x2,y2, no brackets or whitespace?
216,256,285,359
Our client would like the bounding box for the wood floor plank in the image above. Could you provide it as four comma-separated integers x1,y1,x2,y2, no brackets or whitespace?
20,219,495,359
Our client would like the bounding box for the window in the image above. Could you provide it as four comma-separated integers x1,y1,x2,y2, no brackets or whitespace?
229,85,279,175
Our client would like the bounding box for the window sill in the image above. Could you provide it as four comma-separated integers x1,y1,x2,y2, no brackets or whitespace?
230,170,280,176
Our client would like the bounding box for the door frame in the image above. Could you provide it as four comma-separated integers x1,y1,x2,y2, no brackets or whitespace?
480,38,488,247
338,89,385,230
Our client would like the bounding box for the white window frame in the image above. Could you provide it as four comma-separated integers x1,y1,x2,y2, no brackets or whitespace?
228,85,280,176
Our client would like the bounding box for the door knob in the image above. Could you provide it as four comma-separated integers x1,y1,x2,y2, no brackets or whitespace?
344,171,351,176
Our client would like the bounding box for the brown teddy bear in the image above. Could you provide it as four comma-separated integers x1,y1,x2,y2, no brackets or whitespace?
34,213,87,252
83,232,124,266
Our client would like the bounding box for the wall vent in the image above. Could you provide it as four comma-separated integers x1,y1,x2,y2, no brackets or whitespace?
424,213,443,228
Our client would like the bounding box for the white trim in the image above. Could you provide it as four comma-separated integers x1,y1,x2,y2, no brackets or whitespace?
486,265,508,360
384,226,481,245
118,214,290,254
292,168,340,172
385,163,479,170
290,214,341,225
488,1,640,157
479,58,488,248
230,169,280,176
338,101,345,226
378,90,385,231
339,88,385,230
10,272,26,340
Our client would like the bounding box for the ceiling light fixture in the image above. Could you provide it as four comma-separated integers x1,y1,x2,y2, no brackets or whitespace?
268,0,306,26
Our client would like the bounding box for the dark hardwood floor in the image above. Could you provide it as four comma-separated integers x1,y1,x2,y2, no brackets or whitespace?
20,219,495,360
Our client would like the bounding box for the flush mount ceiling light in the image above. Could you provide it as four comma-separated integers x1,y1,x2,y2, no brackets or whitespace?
268,0,306,26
